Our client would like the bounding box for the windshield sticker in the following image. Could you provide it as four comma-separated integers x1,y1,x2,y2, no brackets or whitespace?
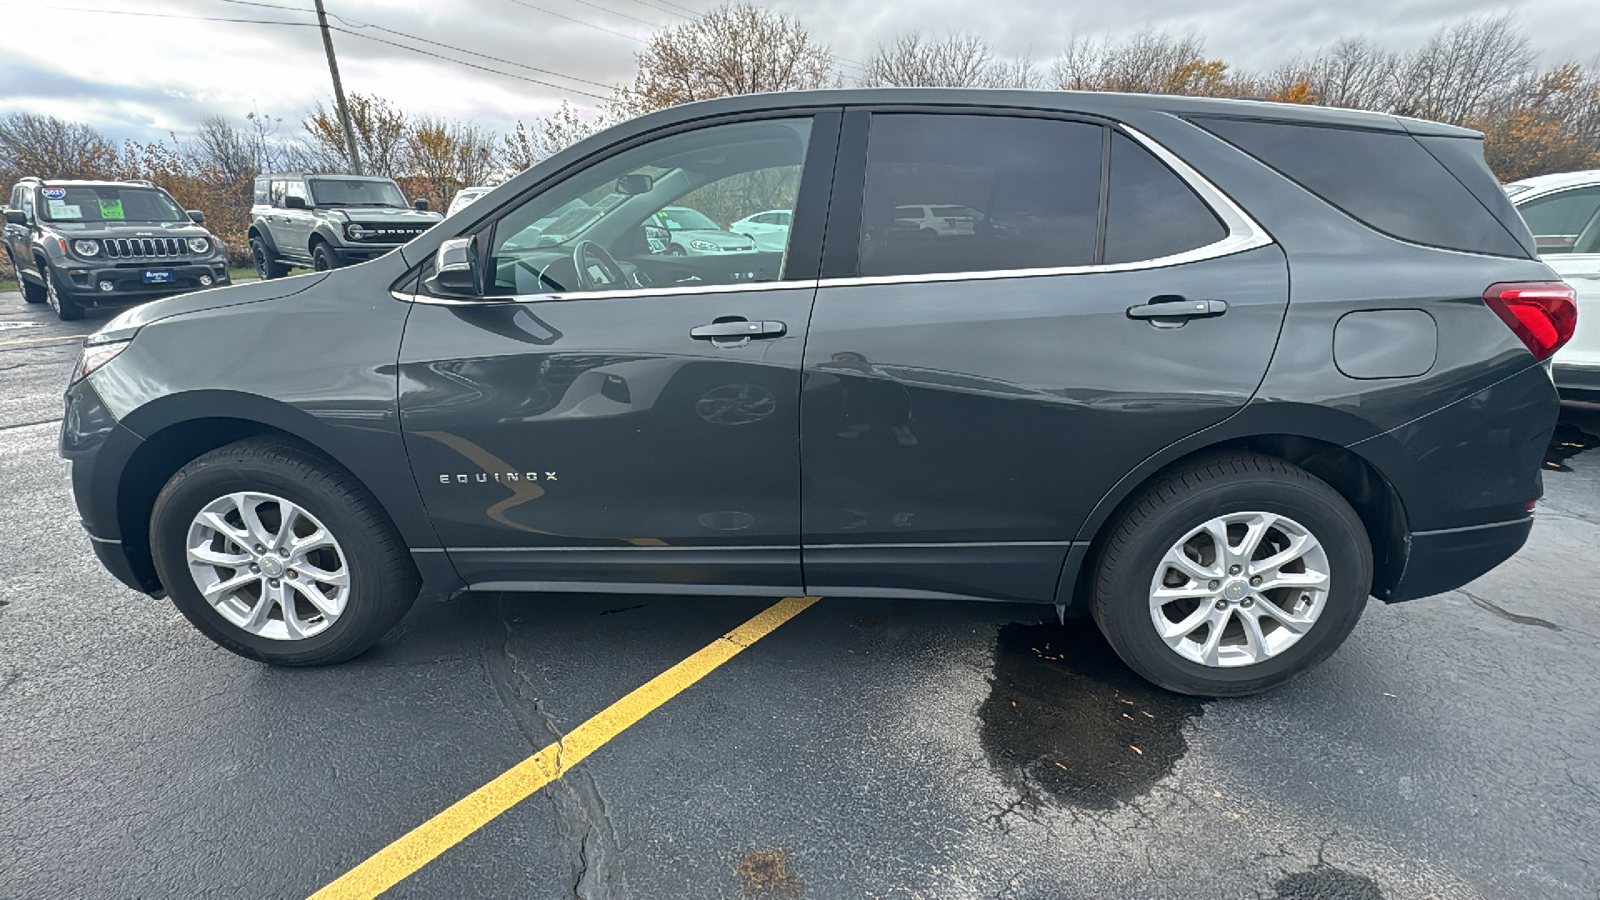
98,198,125,220
47,200,82,219
40,187,66,199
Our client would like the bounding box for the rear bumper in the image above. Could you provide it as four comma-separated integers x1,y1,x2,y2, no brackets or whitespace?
1553,361,1600,398
1386,517,1533,603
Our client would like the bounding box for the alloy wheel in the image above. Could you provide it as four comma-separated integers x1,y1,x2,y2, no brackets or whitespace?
1147,511,1330,667
185,491,351,641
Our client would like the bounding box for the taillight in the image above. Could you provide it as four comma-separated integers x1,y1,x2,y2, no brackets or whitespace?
1482,282,1578,361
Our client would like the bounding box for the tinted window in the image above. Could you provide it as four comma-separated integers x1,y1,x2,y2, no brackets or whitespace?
1104,132,1227,264
1515,187,1600,255
1417,135,1537,257
1195,117,1526,258
857,114,1103,277
39,186,186,223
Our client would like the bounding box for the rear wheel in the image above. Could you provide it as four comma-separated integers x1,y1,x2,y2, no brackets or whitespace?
7,249,44,303
150,437,420,665
250,237,289,280
1090,453,1372,697
44,265,85,320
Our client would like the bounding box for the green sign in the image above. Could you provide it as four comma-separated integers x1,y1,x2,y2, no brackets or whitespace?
98,198,125,220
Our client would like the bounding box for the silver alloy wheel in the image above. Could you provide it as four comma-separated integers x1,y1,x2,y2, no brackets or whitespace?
1148,511,1330,667
45,269,59,312
185,491,351,641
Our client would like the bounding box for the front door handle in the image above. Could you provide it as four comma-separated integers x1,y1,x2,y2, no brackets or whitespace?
1127,296,1228,322
690,320,787,340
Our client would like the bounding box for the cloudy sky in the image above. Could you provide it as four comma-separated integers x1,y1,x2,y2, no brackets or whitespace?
1,0,1596,144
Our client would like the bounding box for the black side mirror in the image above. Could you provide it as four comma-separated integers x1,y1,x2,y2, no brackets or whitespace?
284,195,307,210
413,198,429,211
3,208,26,226
425,237,477,296
616,174,653,196
187,209,205,224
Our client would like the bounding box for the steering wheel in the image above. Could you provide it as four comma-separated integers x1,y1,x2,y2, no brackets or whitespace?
572,240,626,292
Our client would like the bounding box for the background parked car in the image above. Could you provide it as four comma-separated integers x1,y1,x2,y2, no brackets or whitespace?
247,172,443,277
446,186,495,217
3,177,227,320
652,206,757,256
729,209,792,251
1507,169,1600,398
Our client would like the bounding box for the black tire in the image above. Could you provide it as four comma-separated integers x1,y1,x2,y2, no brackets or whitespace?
250,237,290,280
7,249,44,303
43,265,85,320
1090,453,1372,697
666,244,687,257
311,243,338,271
149,437,420,665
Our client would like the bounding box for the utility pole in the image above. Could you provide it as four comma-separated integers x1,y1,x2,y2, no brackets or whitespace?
312,0,363,175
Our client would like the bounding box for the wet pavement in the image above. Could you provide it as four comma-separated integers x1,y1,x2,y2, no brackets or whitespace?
2,291,1598,898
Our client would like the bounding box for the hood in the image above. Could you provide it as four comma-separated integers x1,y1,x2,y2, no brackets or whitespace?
46,220,211,239
336,207,444,225
671,228,757,250
88,273,331,344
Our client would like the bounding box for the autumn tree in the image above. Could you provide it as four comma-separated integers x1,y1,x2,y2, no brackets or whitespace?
0,113,119,182
1051,29,1235,97
402,116,502,211
504,101,611,172
861,32,1039,88
612,2,836,118
298,93,409,177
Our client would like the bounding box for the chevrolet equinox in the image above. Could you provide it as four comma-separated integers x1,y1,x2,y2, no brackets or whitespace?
62,90,1574,696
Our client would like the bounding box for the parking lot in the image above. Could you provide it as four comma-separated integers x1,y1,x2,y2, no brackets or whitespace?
2,293,1598,899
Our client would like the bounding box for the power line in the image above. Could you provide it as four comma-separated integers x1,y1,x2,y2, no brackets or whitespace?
559,0,665,29
327,26,613,99
329,14,618,89
503,0,650,43
4,3,317,26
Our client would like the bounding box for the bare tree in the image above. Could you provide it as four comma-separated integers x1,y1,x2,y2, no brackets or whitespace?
1390,14,1533,124
1051,29,1234,97
1305,37,1399,110
612,2,837,117
504,102,611,172
864,32,994,87
299,93,409,176
0,113,119,181
403,116,502,210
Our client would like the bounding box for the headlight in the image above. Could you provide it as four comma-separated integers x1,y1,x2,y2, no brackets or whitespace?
689,239,720,251
73,340,131,384
187,237,211,254
346,224,369,240
72,239,100,257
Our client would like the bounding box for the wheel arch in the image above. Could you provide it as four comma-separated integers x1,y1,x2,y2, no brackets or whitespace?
1063,419,1410,613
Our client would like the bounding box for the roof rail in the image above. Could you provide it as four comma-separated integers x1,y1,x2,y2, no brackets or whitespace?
125,179,157,188
19,176,42,183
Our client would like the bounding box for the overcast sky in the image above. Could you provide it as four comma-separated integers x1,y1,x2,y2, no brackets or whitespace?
1,0,1596,144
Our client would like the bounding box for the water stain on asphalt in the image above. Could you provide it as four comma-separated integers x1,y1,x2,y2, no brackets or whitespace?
1544,419,1600,472
1269,863,1384,899
978,619,1206,810
735,847,803,898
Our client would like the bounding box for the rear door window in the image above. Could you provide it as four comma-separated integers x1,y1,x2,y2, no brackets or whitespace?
1515,187,1600,255
1104,132,1227,264
856,114,1103,277
1194,117,1526,258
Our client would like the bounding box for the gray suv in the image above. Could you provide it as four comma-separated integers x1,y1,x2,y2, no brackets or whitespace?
247,173,442,277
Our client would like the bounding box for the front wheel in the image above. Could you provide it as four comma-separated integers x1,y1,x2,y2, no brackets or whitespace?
44,266,85,320
311,244,338,271
1090,453,1372,697
150,438,420,665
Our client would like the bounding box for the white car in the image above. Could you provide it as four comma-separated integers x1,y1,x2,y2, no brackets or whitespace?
446,186,495,217
1507,170,1600,397
729,209,792,251
894,204,983,236
651,206,757,256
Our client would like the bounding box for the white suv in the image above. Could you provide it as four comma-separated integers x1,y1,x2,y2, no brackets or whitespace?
1508,170,1600,397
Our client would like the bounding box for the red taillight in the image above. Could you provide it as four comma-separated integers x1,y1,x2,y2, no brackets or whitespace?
1482,281,1578,361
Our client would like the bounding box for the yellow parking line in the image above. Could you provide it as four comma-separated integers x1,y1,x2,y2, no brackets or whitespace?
308,595,821,900
0,332,92,348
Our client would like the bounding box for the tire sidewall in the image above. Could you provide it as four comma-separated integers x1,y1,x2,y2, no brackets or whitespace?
312,245,334,271
250,238,273,280
151,454,398,665
1096,476,1372,695
44,266,83,319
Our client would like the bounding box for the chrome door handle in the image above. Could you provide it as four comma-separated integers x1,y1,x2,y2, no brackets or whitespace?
690,320,786,340
1127,296,1228,321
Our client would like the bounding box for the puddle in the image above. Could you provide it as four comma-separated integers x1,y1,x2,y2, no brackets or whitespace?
978,619,1206,810
735,847,802,898
1269,863,1384,899
1544,420,1600,472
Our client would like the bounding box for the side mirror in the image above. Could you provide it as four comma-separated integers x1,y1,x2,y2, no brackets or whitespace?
615,174,653,196
3,208,26,226
425,237,477,296
284,195,308,210
643,223,670,254
187,209,205,224
413,198,430,211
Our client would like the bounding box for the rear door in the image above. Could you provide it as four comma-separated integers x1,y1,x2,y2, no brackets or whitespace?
799,111,1288,602
1514,185,1600,373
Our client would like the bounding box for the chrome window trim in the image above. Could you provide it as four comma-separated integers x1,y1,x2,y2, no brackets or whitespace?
408,123,1273,306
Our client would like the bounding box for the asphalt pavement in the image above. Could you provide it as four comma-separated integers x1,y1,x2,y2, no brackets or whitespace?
2,290,1597,899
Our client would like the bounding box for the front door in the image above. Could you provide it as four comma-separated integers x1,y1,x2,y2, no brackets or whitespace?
800,111,1289,603
399,113,838,594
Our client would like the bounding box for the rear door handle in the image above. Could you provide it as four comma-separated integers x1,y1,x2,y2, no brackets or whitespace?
690,320,786,340
1127,297,1228,321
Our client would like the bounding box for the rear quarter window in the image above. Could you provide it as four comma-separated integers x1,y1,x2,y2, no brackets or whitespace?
1104,132,1227,264
1193,117,1527,258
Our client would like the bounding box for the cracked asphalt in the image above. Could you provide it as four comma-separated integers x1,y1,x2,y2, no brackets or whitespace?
2,292,1598,899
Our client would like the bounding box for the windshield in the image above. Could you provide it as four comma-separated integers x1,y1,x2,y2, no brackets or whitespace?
654,207,719,230
308,178,406,208
39,185,186,223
